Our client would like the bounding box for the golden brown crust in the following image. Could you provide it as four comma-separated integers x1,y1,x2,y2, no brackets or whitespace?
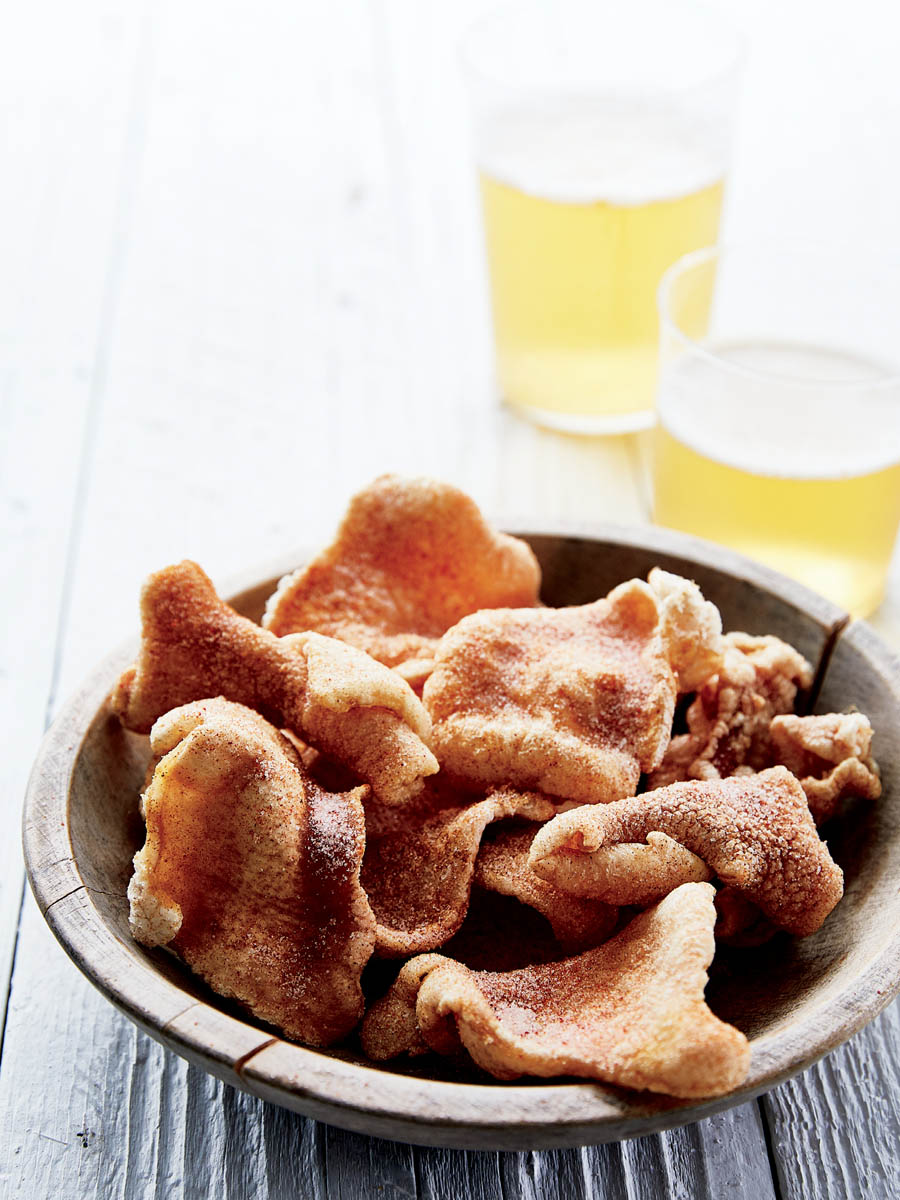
361,883,750,1099
769,713,882,824
363,786,570,957
110,561,438,804
649,633,813,788
648,568,724,693
529,767,843,936
422,580,677,805
359,954,450,1060
262,475,541,678
474,824,618,951
515,829,713,908
129,699,375,1046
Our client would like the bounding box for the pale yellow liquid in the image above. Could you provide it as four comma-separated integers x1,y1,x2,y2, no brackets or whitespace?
480,173,724,432
653,343,900,616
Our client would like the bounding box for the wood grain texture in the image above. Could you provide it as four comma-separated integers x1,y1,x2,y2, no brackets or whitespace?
4,0,900,1195
763,1000,900,1200
0,0,149,1028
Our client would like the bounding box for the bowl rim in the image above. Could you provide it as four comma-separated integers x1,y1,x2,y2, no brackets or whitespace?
22,521,900,1149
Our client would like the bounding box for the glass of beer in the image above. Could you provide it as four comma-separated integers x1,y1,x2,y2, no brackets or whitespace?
460,0,743,434
653,242,900,616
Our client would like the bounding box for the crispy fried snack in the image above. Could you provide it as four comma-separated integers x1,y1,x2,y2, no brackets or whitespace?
360,954,447,1060
128,699,375,1046
649,633,813,788
262,475,542,686
508,827,712,909
110,561,438,804
361,883,750,1099
363,786,572,957
474,823,618,951
770,712,882,824
529,767,843,936
422,580,677,805
648,568,724,693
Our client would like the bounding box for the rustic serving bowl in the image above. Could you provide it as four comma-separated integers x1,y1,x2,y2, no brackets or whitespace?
23,525,900,1149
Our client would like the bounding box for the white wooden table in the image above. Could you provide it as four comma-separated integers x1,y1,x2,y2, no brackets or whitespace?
3,1,900,1195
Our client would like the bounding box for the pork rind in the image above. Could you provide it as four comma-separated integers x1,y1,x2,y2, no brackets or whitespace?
513,828,712,909
529,767,843,936
770,712,882,824
110,560,438,804
422,580,678,805
262,475,542,685
648,568,724,692
649,632,813,788
363,787,572,957
474,824,618,951
361,883,750,1099
128,699,375,1046
360,954,446,1060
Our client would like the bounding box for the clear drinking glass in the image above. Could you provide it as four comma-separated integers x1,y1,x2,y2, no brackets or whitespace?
653,242,900,616
460,0,743,435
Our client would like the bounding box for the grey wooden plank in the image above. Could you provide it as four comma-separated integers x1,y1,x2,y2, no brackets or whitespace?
0,896,332,1200
499,1147,593,1200
261,1108,327,1200
763,1000,900,1200
325,1126,417,1200
579,1145,631,1200
414,1146,503,1200
622,1132,696,1200
479,1111,776,1200
0,0,149,1026
644,1105,776,1200
502,1144,629,1200
2,1,893,1198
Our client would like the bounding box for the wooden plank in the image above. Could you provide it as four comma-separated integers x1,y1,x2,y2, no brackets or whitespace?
324,1126,416,1200
0,0,149,1023
0,0,447,1194
414,1147,503,1200
0,2,762,1198
635,1106,777,1200
0,900,331,1200
19,0,900,1196
494,1105,777,1200
499,1147,596,1200
762,1001,900,1199
257,1109,327,1200
503,1145,626,1200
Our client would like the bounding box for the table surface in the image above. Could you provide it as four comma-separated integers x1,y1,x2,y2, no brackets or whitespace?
3,1,900,1196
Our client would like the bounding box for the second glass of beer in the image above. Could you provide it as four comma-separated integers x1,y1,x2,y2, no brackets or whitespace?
461,0,743,434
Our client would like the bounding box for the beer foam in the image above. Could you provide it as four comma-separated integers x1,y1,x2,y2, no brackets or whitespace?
659,341,900,479
476,109,725,206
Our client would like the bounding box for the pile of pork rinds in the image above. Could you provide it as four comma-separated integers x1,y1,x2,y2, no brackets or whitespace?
114,475,882,1101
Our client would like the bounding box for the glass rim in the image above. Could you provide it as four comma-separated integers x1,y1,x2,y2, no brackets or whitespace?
458,0,746,101
657,242,900,392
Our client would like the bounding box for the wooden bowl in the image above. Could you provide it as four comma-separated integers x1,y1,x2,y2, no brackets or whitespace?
23,525,900,1150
